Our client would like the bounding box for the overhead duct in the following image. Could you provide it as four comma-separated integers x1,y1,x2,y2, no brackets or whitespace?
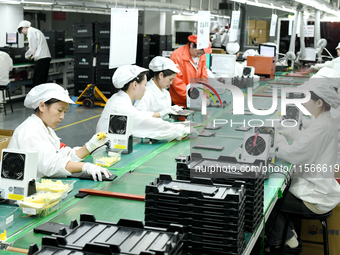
314,9,321,46
299,10,306,59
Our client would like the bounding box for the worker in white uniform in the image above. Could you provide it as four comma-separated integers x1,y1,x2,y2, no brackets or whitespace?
211,26,222,48
302,67,340,166
241,49,259,67
265,80,340,254
220,28,229,50
226,42,244,77
96,65,192,140
0,51,13,86
7,83,111,181
17,20,51,86
310,42,340,71
134,57,182,119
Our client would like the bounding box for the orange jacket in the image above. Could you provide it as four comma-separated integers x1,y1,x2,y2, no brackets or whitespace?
169,44,209,107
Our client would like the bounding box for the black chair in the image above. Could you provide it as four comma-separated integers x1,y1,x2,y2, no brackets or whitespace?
0,84,13,115
280,210,333,255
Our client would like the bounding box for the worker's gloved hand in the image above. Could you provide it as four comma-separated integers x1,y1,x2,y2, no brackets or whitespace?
85,132,109,153
159,108,177,118
275,134,288,151
184,126,199,136
170,105,183,112
82,162,110,181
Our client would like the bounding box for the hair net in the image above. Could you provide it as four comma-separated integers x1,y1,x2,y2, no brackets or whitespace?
187,35,212,54
112,65,148,89
242,49,259,59
212,25,218,31
336,42,340,50
18,20,31,29
226,42,240,55
311,67,340,89
149,56,180,73
300,80,340,109
24,83,75,109
220,28,226,33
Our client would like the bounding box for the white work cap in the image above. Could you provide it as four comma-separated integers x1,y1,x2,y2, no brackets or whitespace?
226,42,240,55
311,67,340,89
220,28,226,32
212,25,218,31
300,80,340,109
18,20,31,29
336,42,340,50
149,56,180,73
24,83,75,109
112,65,148,89
243,49,259,59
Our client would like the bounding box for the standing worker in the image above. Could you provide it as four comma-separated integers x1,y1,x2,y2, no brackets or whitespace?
134,56,182,118
169,35,212,107
17,20,51,86
211,26,221,48
0,51,13,86
220,28,229,50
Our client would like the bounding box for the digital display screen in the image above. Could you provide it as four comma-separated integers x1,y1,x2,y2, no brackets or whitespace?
259,44,276,57
6,32,18,44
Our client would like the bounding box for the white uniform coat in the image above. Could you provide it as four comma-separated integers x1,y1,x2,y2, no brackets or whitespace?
234,62,244,77
25,27,51,61
221,33,229,48
7,114,82,178
211,32,222,48
134,79,171,118
312,57,340,71
0,51,13,85
96,90,186,140
277,111,340,212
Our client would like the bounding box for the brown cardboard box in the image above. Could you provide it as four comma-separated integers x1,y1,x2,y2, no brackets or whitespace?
249,28,259,38
248,20,256,29
212,49,226,54
300,205,340,255
258,29,268,38
255,38,269,44
256,20,269,29
0,129,14,160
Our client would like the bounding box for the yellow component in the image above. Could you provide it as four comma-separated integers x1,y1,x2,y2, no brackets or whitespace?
95,156,121,167
8,194,24,201
114,144,126,150
0,230,7,241
97,132,107,140
75,84,108,107
278,111,281,116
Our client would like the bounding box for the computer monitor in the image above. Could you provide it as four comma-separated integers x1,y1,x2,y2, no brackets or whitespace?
6,32,18,45
210,54,236,75
259,44,276,57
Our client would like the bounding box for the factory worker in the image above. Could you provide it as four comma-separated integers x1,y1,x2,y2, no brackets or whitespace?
241,49,259,67
7,83,111,181
96,65,192,140
220,28,229,49
17,20,51,86
134,57,182,119
0,51,13,85
226,42,244,77
211,26,222,48
310,42,340,71
170,35,211,107
302,67,340,165
265,81,340,254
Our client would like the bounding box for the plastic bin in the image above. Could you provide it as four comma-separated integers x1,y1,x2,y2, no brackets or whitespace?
0,206,18,230
36,179,76,199
92,148,121,167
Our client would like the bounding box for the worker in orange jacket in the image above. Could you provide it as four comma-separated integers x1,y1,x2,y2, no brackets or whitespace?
169,35,212,107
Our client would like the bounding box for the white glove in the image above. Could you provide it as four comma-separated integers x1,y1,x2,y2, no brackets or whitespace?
85,133,109,152
159,108,177,118
82,162,110,181
275,133,288,150
170,105,183,112
184,127,199,136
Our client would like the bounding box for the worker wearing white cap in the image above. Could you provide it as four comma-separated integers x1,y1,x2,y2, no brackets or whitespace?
242,49,259,67
310,42,340,71
7,83,111,181
265,80,340,254
220,28,229,49
96,65,193,141
135,57,182,118
226,42,244,77
211,26,222,48
17,20,51,86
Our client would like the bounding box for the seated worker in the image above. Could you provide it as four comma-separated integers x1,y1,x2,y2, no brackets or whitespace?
226,42,244,77
310,42,340,71
0,51,13,86
241,49,259,67
211,26,222,48
7,83,111,181
96,65,193,140
169,35,212,108
134,56,182,119
265,80,340,254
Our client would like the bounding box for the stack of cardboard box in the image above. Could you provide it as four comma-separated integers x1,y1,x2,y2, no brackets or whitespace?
247,20,270,45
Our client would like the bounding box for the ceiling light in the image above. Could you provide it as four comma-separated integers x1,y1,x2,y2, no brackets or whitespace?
22,0,53,4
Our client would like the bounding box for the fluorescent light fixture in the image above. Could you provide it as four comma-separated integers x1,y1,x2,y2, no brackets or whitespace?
22,0,53,4
182,11,195,15
0,0,20,3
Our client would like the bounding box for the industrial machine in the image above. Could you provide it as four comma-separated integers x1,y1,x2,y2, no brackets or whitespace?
240,133,271,166
247,56,276,79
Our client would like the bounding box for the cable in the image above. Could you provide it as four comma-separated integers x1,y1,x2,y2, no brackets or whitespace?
89,141,110,155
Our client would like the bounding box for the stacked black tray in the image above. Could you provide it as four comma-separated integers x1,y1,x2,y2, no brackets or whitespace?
176,153,264,233
28,213,184,255
145,174,246,255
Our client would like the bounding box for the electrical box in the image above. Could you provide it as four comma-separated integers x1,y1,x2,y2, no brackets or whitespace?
247,56,276,79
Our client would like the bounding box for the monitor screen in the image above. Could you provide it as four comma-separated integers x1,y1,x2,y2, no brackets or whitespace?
210,54,236,75
259,44,276,57
6,32,18,44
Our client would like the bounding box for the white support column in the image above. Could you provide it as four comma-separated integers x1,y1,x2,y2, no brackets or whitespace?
0,4,24,47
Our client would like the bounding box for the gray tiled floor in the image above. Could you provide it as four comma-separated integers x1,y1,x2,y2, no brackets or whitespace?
0,90,104,148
